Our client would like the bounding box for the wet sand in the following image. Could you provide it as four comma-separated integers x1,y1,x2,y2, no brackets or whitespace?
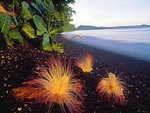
0,36,150,113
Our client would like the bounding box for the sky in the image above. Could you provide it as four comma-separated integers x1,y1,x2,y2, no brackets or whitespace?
70,0,150,27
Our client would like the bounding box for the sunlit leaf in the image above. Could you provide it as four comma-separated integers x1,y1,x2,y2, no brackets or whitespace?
44,0,54,14
9,29,23,43
44,0,54,30
0,13,11,33
42,33,49,47
21,1,32,20
52,43,64,53
43,44,52,51
22,23,36,38
50,27,64,34
36,30,44,36
33,15,47,33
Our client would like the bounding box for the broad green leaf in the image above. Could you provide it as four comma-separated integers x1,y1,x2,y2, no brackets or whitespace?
21,1,32,20
36,30,44,36
31,2,44,16
42,33,49,47
45,0,54,14
50,27,64,34
9,29,23,43
0,13,11,33
22,23,36,38
44,0,54,25
42,33,52,51
33,15,47,33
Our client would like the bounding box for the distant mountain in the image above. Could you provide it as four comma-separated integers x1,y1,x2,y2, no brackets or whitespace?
77,24,150,30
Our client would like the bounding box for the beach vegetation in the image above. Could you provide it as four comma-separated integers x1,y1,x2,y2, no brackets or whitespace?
0,0,76,53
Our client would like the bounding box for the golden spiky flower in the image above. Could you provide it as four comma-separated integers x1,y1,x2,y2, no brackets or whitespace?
12,57,83,113
96,72,126,105
76,54,93,72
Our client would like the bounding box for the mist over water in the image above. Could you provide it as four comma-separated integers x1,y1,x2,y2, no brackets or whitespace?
63,28,150,62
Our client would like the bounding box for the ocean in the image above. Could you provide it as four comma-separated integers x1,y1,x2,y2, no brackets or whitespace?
63,27,150,62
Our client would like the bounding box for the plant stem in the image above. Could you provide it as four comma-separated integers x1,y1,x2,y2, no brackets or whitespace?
3,33,13,46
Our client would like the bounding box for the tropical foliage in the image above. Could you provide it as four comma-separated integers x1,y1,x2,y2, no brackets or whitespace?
0,0,76,52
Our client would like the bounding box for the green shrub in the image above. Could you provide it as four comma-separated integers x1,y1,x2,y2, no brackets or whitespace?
0,0,75,53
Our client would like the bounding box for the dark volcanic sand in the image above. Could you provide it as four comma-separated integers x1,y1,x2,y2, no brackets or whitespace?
0,36,150,113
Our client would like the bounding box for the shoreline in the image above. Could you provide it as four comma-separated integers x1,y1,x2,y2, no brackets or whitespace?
58,36,150,73
62,29,150,63
0,36,150,112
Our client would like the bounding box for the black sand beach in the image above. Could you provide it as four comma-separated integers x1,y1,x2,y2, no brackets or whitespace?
0,36,150,113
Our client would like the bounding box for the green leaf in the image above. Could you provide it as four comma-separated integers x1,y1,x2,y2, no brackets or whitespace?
22,23,36,38
52,43,64,53
9,29,23,43
36,0,46,11
0,13,11,33
36,0,44,6
33,15,47,33
42,33,49,47
47,0,54,12
31,2,44,16
44,0,55,14
42,33,52,51
50,27,64,34
44,0,54,28
21,1,32,20
36,30,44,36
42,44,52,51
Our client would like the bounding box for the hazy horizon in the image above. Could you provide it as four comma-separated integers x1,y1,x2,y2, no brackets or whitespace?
76,24,150,28
70,0,150,27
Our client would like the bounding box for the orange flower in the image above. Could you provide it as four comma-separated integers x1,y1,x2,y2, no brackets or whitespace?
76,54,93,72
12,57,84,113
96,72,126,105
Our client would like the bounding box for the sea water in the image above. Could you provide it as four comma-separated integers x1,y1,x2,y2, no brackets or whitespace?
63,27,150,62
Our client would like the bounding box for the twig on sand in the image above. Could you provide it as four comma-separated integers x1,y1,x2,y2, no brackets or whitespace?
58,34,83,39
